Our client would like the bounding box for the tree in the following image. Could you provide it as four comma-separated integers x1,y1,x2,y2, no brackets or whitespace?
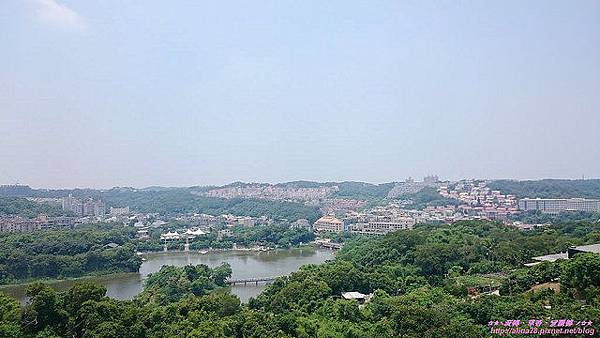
62,282,107,315
21,283,68,336
0,293,20,338
562,253,600,291
212,263,232,286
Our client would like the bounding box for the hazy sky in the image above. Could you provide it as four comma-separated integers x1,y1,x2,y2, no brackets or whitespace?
1,1,599,188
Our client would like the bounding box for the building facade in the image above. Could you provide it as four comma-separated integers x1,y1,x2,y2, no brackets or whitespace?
349,217,415,235
0,215,76,233
313,215,344,233
518,198,600,214
62,195,106,217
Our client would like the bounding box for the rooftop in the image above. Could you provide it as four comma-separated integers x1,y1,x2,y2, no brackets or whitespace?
315,215,343,224
572,243,600,254
342,292,367,300
531,252,568,262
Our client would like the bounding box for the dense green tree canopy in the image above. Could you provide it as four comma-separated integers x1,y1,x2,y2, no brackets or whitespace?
0,197,65,218
0,224,141,284
1,220,600,337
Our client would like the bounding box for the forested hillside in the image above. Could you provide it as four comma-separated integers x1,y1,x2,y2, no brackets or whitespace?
104,189,321,222
2,220,599,337
0,224,141,284
0,197,65,218
0,187,322,223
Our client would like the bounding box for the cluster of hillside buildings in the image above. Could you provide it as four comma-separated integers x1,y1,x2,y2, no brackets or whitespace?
386,175,442,198
315,198,367,215
0,194,132,233
438,181,518,208
310,180,600,236
3,179,600,235
203,184,336,202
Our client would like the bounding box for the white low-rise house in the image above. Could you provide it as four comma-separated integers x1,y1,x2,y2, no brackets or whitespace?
342,291,366,300
341,291,372,304
152,220,168,227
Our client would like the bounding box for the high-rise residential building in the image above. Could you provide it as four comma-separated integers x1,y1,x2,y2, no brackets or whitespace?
62,195,105,217
62,194,83,215
83,198,106,217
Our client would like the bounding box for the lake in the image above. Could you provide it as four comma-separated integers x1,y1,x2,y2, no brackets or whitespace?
0,247,336,303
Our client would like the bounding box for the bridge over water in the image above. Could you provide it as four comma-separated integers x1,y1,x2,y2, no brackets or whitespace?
226,275,286,286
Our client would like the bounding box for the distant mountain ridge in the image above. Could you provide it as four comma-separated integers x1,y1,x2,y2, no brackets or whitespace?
4,179,600,200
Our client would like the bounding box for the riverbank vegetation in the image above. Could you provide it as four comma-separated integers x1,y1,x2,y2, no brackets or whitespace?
0,221,313,284
1,220,600,337
0,224,141,285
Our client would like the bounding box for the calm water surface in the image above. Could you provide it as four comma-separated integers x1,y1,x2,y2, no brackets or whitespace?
1,248,335,303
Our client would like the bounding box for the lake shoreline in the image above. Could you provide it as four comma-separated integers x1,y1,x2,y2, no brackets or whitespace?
1,247,336,304
0,271,139,290
0,246,324,290
137,244,321,256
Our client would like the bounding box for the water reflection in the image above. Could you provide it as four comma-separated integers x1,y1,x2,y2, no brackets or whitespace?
0,248,335,303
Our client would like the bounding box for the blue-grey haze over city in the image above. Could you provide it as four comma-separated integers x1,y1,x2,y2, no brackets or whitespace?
1,0,599,188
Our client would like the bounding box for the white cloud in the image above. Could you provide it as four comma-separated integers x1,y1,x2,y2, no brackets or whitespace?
32,0,86,31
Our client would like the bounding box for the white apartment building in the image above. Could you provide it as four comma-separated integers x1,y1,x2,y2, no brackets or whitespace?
518,198,600,214
349,217,415,235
